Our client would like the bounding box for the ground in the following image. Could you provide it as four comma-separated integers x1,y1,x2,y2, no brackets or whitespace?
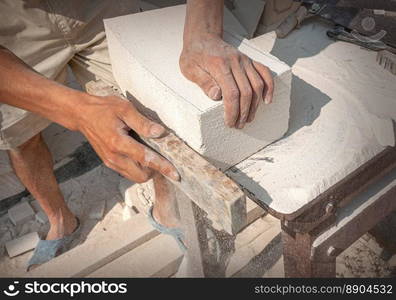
0,161,126,277
0,129,394,277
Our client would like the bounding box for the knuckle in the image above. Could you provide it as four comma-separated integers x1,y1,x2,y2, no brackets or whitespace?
140,120,153,136
258,64,271,74
103,159,114,169
241,86,252,99
241,55,252,65
228,88,240,101
254,81,264,93
212,56,226,66
135,171,151,183
119,101,132,115
230,52,242,63
108,136,121,152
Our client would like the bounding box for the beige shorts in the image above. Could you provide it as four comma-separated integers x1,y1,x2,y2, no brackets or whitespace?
0,0,140,150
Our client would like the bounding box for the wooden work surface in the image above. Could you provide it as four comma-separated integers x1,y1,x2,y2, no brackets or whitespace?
227,21,396,219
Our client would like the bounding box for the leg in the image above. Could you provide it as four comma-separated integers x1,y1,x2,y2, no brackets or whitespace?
151,172,180,228
176,187,236,277
176,191,205,277
8,133,77,240
282,224,336,277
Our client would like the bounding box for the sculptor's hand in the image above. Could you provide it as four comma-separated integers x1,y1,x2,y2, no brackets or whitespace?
0,46,179,184
180,33,274,129
77,95,180,183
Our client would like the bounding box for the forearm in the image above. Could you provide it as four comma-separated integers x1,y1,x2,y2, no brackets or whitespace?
184,0,224,44
0,49,179,182
0,46,91,131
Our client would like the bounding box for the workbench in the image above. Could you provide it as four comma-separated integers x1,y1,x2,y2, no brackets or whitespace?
87,20,396,278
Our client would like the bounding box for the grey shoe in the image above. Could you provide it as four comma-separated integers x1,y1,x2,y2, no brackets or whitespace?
27,217,81,271
147,206,187,252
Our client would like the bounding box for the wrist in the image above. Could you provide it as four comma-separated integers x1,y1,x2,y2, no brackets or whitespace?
184,0,224,45
54,88,97,132
183,32,223,52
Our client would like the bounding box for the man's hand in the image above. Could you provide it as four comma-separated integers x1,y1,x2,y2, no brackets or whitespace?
0,47,179,184
77,95,180,183
180,34,274,129
182,0,274,129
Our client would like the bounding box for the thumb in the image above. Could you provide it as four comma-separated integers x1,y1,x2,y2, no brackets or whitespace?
122,102,167,139
180,61,222,100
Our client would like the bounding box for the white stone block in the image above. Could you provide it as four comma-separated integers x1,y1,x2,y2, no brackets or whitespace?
35,211,48,224
0,231,12,257
30,200,43,213
118,178,134,207
5,232,39,258
8,201,35,226
122,206,137,221
105,5,291,169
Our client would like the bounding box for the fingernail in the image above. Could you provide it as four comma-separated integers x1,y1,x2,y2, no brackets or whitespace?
208,86,221,100
150,124,166,138
169,170,180,182
265,95,272,104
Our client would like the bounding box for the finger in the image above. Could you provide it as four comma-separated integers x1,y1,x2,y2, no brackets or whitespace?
120,102,167,138
244,60,264,123
105,153,154,183
230,57,253,129
212,67,240,128
180,60,222,100
252,61,274,104
116,134,180,181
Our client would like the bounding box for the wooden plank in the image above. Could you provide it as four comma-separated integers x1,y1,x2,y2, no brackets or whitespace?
234,215,278,249
262,256,284,278
27,214,159,277
246,198,266,226
144,132,246,234
176,188,206,277
86,80,246,234
88,234,183,278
